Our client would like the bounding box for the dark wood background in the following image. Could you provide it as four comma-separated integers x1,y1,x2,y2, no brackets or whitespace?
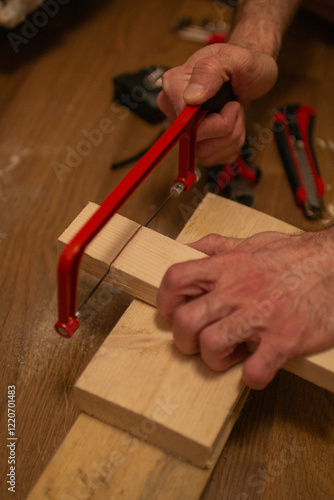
0,1,333,499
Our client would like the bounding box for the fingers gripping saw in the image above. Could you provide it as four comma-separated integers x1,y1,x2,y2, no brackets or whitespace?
55,82,234,338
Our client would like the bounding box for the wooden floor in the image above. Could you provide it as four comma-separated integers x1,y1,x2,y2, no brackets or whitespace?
0,1,333,499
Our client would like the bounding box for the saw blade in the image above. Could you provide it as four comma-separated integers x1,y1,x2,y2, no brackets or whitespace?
75,182,185,317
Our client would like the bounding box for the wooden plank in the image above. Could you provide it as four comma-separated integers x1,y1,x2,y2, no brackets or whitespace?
74,299,247,468
27,193,254,500
284,349,334,393
58,203,206,307
28,193,334,499
59,194,334,469
27,388,250,500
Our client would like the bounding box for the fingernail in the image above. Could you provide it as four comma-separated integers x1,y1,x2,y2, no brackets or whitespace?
184,83,205,102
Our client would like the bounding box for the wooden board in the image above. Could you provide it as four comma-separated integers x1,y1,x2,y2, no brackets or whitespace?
58,203,207,307
75,299,247,468
27,390,250,500
59,194,334,469
59,205,247,467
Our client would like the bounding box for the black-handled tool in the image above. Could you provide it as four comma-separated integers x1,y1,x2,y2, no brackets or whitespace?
201,81,235,112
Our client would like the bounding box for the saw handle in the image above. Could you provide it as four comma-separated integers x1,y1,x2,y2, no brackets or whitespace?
200,80,235,113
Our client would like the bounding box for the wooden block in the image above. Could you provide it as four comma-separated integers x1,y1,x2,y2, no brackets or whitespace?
75,299,247,467
28,194,252,500
58,203,207,306
59,194,334,468
284,349,334,393
28,388,249,500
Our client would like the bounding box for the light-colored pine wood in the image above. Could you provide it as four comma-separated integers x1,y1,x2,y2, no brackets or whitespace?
27,389,250,500
58,194,334,469
28,193,334,499
28,193,254,499
58,203,207,307
74,298,247,467
2,0,334,498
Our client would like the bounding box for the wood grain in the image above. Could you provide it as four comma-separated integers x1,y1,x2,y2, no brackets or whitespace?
27,392,250,500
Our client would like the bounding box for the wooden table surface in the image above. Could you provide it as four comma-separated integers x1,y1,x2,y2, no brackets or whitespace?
0,1,333,499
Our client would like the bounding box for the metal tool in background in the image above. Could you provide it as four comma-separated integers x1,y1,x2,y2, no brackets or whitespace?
113,65,168,125
173,17,229,44
207,141,262,207
273,104,325,219
111,65,169,170
55,82,235,338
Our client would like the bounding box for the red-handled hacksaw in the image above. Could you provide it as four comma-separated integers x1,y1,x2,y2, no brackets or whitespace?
55,82,234,338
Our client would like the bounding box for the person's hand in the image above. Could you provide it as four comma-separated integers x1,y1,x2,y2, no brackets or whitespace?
158,43,278,166
157,230,334,389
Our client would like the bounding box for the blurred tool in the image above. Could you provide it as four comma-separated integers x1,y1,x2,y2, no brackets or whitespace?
207,141,262,207
174,17,229,44
112,66,169,169
113,65,167,124
273,104,325,219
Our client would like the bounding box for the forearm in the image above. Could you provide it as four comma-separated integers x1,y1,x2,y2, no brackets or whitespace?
228,0,302,59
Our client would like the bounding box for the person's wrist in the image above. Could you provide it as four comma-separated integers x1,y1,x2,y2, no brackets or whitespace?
227,26,282,60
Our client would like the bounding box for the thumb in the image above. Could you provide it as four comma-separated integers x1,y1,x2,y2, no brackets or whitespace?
183,58,229,105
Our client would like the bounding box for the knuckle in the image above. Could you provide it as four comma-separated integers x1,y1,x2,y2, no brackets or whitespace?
156,289,168,316
223,118,235,135
174,307,194,334
201,329,230,372
201,327,222,353
174,335,197,356
163,263,181,289
195,57,222,78
161,67,178,91
243,366,269,390
206,233,223,247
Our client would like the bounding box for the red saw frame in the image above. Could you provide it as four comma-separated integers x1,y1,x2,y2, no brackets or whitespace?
55,81,234,337
55,104,207,337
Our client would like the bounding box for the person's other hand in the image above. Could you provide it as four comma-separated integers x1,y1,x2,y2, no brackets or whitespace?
157,230,334,389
